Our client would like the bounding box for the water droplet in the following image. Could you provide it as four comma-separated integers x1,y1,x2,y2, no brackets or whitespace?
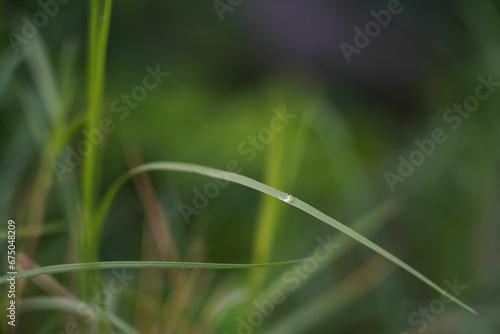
279,193,293,203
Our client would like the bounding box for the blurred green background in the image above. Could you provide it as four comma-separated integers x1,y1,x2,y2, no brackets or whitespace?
1,0,499,333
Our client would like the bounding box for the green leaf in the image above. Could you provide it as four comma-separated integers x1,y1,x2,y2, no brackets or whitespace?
94,161,478,316
0,259,308,284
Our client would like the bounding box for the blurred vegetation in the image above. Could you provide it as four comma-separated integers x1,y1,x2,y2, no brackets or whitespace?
1,0,499,333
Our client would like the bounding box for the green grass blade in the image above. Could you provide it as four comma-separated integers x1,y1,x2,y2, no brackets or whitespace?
291,196,478,315
0,123,36,211
79,0,114,304
82,0,113,235
258,198,401,301
251,130,288,265
95,161,478,315
0,48,22,99
252,108,314,265
0,259,308,284
24,37,60,122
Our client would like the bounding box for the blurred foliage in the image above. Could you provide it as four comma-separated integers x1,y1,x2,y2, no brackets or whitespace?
1,0,499,333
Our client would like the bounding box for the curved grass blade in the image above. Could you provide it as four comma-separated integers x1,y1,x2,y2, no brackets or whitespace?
0,259,308,284
257,198,400,303
95,162,478,315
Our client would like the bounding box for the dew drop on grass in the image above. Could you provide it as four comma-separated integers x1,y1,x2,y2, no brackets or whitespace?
279,193,293,203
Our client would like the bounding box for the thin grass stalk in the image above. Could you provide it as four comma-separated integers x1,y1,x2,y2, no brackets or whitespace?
0,259,308,283
251,109,313,290
78,2,113,330
82,0,113,259
92,161,478,315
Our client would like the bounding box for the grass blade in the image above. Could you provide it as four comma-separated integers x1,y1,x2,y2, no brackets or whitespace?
258,198,401,301
0,259,309,284
95,162,478,315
